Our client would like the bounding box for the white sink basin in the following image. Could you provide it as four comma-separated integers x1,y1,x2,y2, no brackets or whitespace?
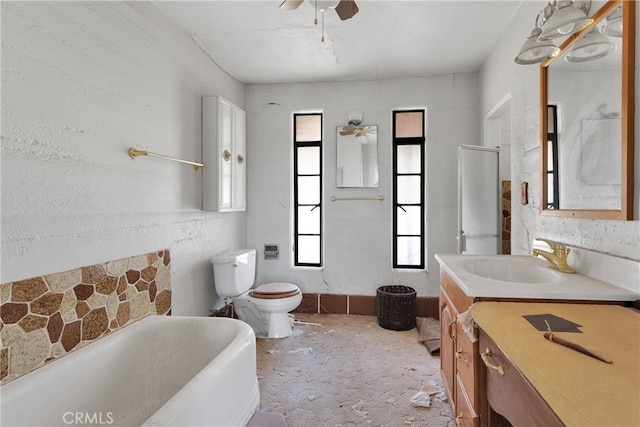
435,254,640,301
461,259,564,284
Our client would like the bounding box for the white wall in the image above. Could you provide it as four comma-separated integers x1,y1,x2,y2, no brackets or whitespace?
484,96,512,182
1,2,247,315
479,1,640,260
246,75,478,297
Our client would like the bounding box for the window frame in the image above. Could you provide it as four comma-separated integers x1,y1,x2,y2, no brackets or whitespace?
546,104,560,210
392,109,426,270
293,112,323,267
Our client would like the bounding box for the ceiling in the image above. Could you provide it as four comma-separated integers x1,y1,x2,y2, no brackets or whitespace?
153,0,524,84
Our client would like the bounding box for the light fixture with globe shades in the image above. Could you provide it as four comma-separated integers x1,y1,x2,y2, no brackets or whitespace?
515,18,561,65
566,27,617,62
513,0,623,65
539,0,593,40
601,4,623,37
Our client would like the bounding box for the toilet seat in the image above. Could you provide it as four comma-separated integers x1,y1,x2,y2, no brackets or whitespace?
250,282,300,299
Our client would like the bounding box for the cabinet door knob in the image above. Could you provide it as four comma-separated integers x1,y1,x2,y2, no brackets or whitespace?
455,350,469,366
223,149,231,162
480,348,505,376
447,320,456,340
237,154,244,164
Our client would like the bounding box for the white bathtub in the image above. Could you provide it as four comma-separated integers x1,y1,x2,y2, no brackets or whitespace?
1,316,260,427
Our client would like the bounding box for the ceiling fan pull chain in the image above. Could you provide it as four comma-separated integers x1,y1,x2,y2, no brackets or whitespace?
322,10,325,42
314,0,318,25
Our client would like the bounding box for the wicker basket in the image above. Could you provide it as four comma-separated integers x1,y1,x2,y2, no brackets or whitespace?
375,285,416,331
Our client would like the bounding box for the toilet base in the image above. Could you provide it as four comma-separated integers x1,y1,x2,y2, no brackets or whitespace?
252,313,295,339
256,313,295,339
232,295,300,339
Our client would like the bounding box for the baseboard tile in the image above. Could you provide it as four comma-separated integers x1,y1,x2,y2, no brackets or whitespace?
293,293,439,319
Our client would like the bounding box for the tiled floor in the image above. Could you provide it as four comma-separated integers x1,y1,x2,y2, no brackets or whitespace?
256,313,455,427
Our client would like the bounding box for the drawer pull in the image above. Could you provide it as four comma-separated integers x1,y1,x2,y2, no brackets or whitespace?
455,350,469,366
481,348,504,376
455,413,464,427
448,320,456,340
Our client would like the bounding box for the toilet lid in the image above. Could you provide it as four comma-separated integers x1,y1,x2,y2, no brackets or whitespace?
250,282,300,299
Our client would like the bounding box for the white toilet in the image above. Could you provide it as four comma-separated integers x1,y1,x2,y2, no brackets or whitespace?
212,249,302,338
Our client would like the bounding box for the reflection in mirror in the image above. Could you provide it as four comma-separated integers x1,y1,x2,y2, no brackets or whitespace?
541,0,634,220
547,29,621,210
336,125,378,188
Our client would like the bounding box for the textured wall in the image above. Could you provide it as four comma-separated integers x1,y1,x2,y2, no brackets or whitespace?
479,1,640,261
1,2,247,315
246,75,479,297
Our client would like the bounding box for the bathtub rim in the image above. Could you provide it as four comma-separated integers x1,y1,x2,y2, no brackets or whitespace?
1,315,261,427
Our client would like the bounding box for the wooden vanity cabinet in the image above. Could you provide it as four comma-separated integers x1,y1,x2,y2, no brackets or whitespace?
478,328,563,427
439,291,456,412
440,272,479,427
439,263,635,427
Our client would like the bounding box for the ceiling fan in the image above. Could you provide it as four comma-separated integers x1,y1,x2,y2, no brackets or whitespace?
340,126,376,137
279,0,360,21
340,125,376,144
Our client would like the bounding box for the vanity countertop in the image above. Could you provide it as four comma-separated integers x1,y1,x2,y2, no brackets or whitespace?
472,302,640,427
435,254,640,301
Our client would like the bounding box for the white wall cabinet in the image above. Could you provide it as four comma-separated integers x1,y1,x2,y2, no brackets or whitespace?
202,96,246,212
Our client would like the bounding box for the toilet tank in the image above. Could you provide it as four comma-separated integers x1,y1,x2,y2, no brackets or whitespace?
211,249,256,297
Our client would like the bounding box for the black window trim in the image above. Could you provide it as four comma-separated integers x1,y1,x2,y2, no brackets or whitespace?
293,112,323,267
392,109,426,270
547,104,560,210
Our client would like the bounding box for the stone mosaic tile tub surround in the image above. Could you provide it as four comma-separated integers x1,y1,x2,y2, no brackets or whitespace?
502,180,512,255
0,250,172,385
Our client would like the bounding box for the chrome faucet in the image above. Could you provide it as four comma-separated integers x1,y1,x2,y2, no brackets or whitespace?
532,237,576,274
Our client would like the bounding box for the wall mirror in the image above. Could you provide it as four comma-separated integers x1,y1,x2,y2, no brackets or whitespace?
336,125,379,187
540,0,634,220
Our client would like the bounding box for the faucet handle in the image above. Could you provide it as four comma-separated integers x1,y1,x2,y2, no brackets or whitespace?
534,237,567,254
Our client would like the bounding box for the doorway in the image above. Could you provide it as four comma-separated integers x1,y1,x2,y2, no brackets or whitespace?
485,95,512,254
458,145,500,255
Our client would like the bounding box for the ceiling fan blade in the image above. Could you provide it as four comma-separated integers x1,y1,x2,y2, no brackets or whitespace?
334,0,359,20
279,0,303,11
340,127,356,136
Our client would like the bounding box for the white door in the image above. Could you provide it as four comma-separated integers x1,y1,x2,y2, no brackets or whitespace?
218,98,234,211
458,145,500,254
232,106,246,211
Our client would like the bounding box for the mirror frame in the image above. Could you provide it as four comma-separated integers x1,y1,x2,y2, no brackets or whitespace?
540,0,635,220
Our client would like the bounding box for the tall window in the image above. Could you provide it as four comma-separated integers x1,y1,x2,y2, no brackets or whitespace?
293,113,323,267
547,105,559,209
393,110,425,269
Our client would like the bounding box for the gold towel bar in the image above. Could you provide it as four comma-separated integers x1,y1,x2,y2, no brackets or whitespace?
330,195,384,202
128,148,204,170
